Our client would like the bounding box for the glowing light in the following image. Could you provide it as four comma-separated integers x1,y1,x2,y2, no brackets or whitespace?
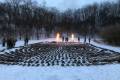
56,33,60,42
71,34,75,42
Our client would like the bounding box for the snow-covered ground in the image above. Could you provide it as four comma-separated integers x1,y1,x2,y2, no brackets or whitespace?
79,38,120,53
0,64,120,80
91,41,120,53
0,38,120,53
0,38,120,80
0,38,56,53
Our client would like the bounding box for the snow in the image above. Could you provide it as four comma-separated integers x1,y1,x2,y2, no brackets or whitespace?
0,45,6,51
0,38,120,80
0,38,120,53
0,38,56,53
0,64,120,80
91,41,120,53
15,38,56,47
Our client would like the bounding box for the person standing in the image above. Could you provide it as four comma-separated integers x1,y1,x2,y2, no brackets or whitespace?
65,37,69,42
78,37,80,42
24,37,29,46
62,37,64,42
13,38,17,47
2,38,6,47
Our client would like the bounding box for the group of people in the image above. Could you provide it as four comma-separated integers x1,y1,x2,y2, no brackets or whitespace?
62,37,69,42
62,36,80,42
2,37,29,49
2,38,17,49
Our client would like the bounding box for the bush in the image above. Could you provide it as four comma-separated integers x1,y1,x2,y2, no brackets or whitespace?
100,24,120,46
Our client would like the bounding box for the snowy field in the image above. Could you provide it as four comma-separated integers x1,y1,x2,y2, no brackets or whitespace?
0,64,120,80
0,38,120,53
0,38,56,53
0,38,120,80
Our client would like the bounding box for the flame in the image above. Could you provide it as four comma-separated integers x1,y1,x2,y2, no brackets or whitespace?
56,33,60,42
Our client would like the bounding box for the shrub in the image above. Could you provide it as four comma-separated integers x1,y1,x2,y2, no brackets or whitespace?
100,24,120,46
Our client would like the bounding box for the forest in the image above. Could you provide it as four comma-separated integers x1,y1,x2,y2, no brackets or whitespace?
0,0,120,46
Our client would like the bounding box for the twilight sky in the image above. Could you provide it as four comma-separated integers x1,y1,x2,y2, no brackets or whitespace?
36,0,115,10
0,0,115,11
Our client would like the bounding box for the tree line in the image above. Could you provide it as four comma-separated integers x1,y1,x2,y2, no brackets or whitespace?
0,0,120,46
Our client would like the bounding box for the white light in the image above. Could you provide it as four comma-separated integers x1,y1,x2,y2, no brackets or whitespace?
71,34,74,42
